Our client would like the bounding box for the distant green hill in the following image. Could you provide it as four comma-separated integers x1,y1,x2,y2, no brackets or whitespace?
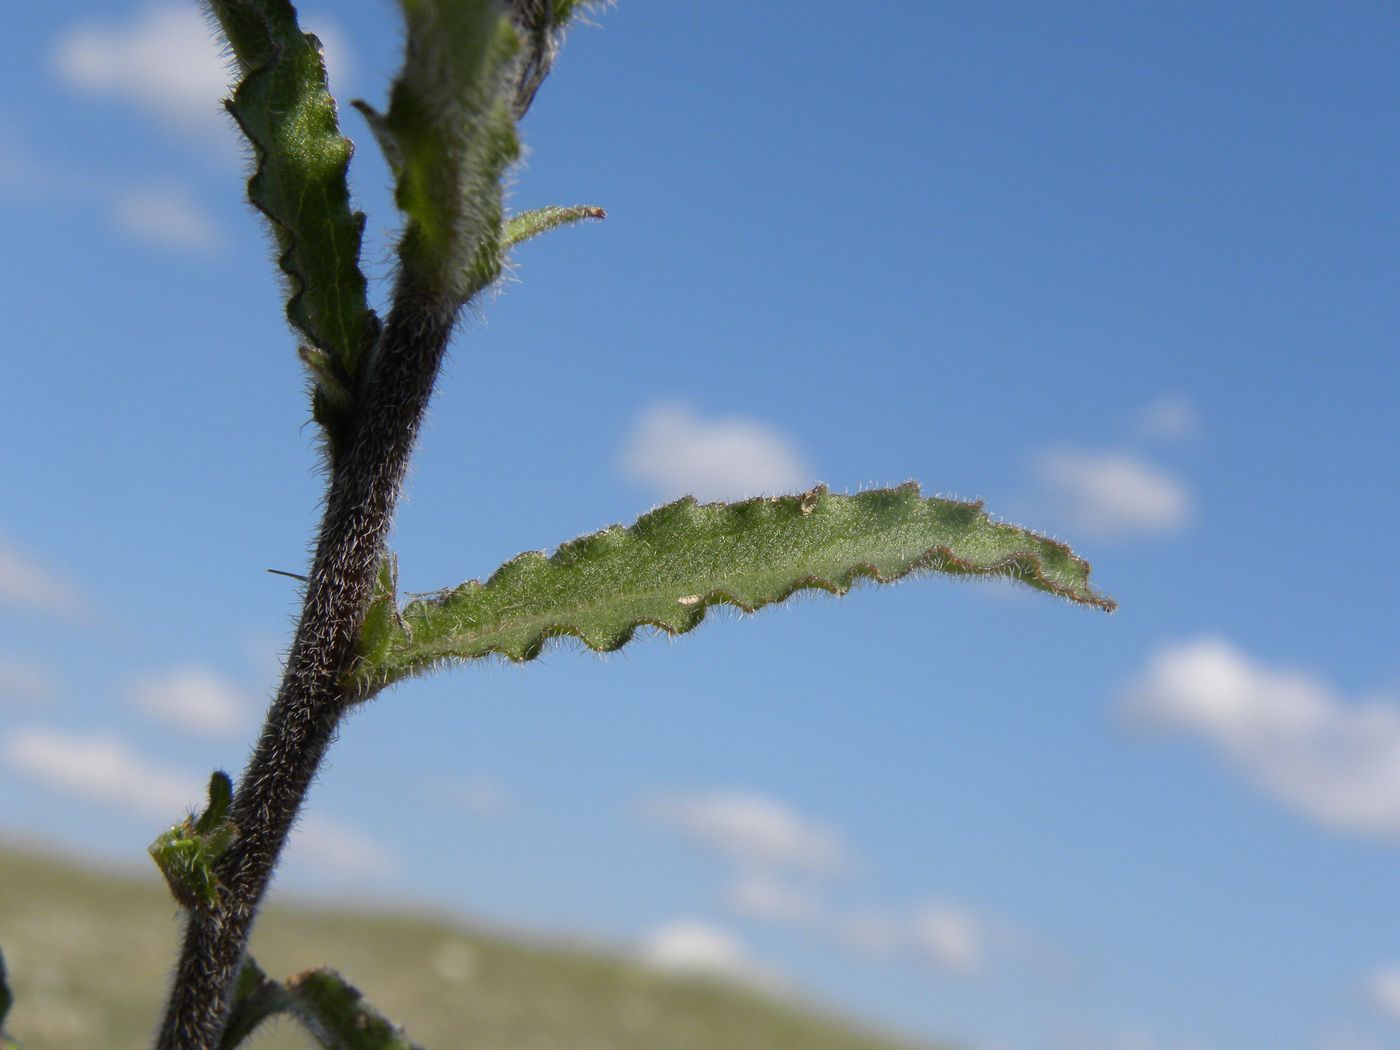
0,844,936,1050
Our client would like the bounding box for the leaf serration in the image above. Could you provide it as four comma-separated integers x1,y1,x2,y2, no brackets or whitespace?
209,0,380,457
349,484,1114,697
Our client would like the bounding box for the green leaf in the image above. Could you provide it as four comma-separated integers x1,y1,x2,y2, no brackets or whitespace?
195,769,234,835
220,957,423,1050
348,484,1114,695
503,204,605,250
207,0,379,454
284,968,425,1050
377,0,523,302
149,771,238,911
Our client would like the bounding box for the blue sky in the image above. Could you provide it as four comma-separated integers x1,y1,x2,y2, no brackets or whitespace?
2,3,1398,1048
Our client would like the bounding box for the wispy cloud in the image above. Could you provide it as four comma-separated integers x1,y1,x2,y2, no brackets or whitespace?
727,872,822,925
431,776,511,818
6,726,396,878
0,659,57,708
0,535,92,620
1123,638,1400,841
909,903,985,975
619,403,812,502
637,919,786,991
126,665,258,737
1134,393,1201,443
51,4,234,138
738,882,1005,979
644,791,847,874
0,126,220,255
1366,965,1400,1025
648,789,1033,980
286,817,399,880
109,183,220,252
1035,448,1192,537
834,901,995,977
5,728,202,818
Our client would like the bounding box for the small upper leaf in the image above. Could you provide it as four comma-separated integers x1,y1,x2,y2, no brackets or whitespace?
348,484,1114,696
149,771,239,911
503,204,605,250
376,0,523,302
207,0,379,456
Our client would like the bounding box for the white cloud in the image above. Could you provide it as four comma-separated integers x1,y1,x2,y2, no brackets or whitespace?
1035,448,1192,536
1367,965,1400,1024
646,789,1038,983
619,403,812,502
286,816,399,880
724,873,998,980
1135,394,1201,443
645,791,847,874
448,779,511,817
50,5,352,144
911,903,984,976
52,4,234,135
727,872,821,925
5,726,396,879
1124,638,1400,840
830,904,990,977
0,659,57,707
0,128,218,254
649,790,1026,980
637,920,785,990
126,665,257,737
6,728,202,818
109,183,219,252
426,775,511,818
0,536,91,619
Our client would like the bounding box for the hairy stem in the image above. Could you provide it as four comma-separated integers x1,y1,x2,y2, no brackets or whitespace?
156,279,458,1049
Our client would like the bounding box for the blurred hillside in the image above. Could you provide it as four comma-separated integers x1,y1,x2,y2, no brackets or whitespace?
0,844,936,1050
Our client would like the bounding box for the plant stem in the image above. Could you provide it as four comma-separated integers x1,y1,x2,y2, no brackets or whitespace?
156,280,458,1049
